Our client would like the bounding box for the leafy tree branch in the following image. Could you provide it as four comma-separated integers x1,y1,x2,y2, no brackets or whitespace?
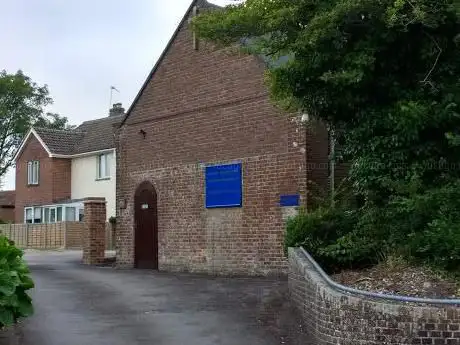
0,70,73,182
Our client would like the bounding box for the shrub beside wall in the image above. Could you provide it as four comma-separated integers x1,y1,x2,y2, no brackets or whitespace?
0,236,34,327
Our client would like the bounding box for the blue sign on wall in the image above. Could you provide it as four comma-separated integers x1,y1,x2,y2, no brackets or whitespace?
280,194,300,207
205,163,242,208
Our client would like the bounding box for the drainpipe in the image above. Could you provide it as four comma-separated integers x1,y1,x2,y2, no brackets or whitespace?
302,113,309,209
329,128,335,207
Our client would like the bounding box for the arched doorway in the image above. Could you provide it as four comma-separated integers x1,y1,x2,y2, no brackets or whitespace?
134,181,158,269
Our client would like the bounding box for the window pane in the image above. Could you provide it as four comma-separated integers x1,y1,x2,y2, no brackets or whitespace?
57,207,63,222
101,155,106,177
78,208,84,222
33,162,36,183
34,161,39,184
50,208,56,223
65,207,76,221
27,161,39,184
97,155,102,178
96,154,111,178
25,208,33,220
44,208,50,223
34,207,42,219
27,162,32,184
105,154,110,177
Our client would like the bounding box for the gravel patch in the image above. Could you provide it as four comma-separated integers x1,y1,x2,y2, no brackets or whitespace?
332,261,460,299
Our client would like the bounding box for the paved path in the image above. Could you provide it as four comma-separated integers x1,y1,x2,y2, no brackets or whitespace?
0,251,306,345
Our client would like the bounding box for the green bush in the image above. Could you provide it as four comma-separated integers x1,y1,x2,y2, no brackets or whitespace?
398,181,460,271
108,216,117,225
287,180,460,274
284,207,370,272
0,236,34,327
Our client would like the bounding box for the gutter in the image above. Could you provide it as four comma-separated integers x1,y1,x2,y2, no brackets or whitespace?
50,148,116,159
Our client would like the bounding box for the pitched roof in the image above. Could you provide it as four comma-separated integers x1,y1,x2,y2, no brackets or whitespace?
120,0,221,126
73,115,123,154
35,114,123,155
0,191,15,207
33,128,85,155
15,114,123,160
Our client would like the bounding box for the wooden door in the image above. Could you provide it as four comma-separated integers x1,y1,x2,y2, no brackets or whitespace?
134,181,158,269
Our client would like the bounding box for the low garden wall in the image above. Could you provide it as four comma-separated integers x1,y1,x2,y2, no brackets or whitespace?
289,247,460,345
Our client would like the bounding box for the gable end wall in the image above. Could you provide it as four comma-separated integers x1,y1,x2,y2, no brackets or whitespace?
116,15,329,274
15,135,71,223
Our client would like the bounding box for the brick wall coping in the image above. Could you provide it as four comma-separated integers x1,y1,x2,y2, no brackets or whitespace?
295,247,460,306
83,197,107,204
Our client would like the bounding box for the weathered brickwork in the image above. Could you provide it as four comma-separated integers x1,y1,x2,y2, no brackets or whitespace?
82,198,106,265
0,207,14,223
289,248,460,345
15,135,71,223
115,12,324,274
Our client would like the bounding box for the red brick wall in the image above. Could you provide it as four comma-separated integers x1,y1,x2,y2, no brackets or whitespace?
305,121,330,208
52,158,71,202
115,15,325,275
305,122,350,208
83,198,106,265
0,207,14,223
15,135,71,223
290,248,460,345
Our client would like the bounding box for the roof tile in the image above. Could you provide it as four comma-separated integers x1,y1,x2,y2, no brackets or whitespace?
34,114,123,156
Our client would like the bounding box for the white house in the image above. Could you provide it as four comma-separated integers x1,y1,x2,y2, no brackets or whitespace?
13,104,124,223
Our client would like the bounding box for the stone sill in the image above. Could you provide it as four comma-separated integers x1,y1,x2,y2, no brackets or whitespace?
95,177,111,181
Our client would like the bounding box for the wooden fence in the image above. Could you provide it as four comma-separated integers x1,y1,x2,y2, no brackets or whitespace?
0,222,115,250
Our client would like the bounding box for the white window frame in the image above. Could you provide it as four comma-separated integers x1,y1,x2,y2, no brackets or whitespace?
96,153,110,179
25,203,83,224
25,207,33,224
65,206,76,222
27,160,39,185
43,206,57,223
24,206,42,224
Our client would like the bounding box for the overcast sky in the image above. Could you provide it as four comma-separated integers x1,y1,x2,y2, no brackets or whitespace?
0,0,234,190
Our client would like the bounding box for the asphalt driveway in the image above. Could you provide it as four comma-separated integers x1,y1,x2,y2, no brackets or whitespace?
0,251,307,345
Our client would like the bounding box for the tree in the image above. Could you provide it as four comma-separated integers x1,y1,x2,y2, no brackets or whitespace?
194,1,460,269
0,70,73,181
194,0,460,199
34,112,75,131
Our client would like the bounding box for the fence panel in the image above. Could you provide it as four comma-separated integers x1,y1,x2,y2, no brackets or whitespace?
105,223,115,250
65,222,85,249
0,223,65,249
0,222,115,250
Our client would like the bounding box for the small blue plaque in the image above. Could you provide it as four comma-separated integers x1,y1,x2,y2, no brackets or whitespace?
280,194,300,207
205,163,242,208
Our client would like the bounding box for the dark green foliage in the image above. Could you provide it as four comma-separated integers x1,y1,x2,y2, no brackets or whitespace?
195,1,460,273
0,70,73,182
285,207,367,272
394,181,460,270
108,216,117,225
285,180,460,272
0,236,34,327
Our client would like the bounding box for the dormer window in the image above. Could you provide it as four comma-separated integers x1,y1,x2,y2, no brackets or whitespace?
27,161,39,185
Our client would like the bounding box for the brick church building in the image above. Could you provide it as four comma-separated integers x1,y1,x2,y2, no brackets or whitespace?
115,0,330,275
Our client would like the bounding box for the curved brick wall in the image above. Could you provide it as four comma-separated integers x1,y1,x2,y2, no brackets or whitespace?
288,248,460,345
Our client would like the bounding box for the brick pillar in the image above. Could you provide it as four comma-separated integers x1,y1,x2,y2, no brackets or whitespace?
82,197,106,265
